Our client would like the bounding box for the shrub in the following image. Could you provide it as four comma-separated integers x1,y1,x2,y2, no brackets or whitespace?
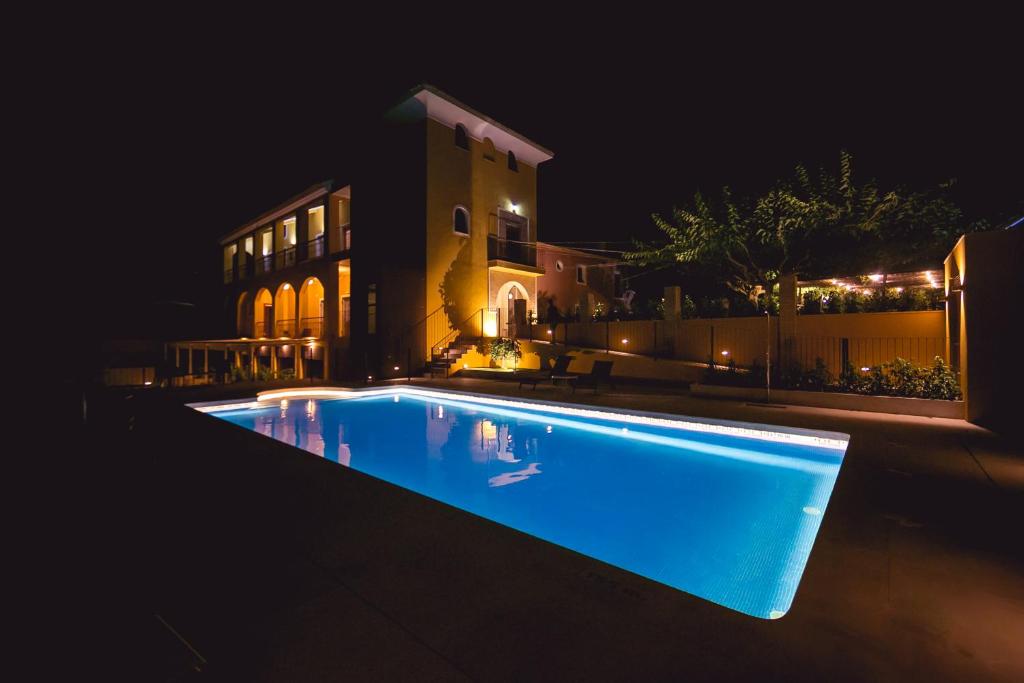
680,294,698,319
229,365,252,382
487,337,522,366
922,356,961,400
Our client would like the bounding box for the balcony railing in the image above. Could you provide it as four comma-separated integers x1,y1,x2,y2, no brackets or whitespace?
274,318,297,337
487,235,536,267
299,316,324,338
255,320,272,337
332,223,352,254
275,246,297,270
302,234,325,261
256,254,273,275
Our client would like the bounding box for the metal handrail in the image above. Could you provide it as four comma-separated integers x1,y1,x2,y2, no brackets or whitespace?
299,316,323,338
487,235,536,266
431,307,489,362
305,234,325,259
256,254,273,274
275,246,297,270
274,318,297,337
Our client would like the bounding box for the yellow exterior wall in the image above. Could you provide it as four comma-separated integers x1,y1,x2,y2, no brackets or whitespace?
795,310,945,339
425,118,539,351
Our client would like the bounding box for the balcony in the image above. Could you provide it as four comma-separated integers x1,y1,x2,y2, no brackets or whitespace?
332,223,352,255
488,235,538,268
302,234,325,261
256,254,273,275
299,316,324,338
255,320,272,337
275,246,297,270
274,318,297,337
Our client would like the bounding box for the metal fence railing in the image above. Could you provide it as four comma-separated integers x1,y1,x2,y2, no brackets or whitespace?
298,316,323,338
274,318,296,337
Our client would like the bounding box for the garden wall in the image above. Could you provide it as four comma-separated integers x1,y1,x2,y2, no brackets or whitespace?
534,309,946,377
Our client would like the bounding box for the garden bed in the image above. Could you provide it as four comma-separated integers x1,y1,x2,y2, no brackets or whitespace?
690,383,964,419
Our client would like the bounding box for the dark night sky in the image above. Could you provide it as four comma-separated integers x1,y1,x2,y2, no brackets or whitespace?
61,27,1022,339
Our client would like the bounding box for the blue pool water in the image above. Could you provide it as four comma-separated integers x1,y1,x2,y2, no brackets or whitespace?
202,389,847,618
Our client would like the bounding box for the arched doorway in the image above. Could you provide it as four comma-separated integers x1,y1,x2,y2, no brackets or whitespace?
274,282,296,337
298,277,325,338
494,280,530,338
253,288,272,338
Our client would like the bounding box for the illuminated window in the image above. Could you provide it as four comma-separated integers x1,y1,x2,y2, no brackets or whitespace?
576,265,587,284
453,206,470,236
454,124,469,150
507,151,518,172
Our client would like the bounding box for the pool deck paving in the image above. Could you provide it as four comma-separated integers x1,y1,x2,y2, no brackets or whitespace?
98,377,1023,681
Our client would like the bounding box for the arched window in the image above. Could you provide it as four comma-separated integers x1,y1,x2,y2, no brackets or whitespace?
507,151,518,172
453,206,470,236
482,137,496,161
454,124,469,150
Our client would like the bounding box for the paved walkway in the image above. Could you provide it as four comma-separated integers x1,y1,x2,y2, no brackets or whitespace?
120,377,1023,680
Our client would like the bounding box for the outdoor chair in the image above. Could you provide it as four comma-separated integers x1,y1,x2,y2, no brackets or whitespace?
570,360,616,393
517,354,575,389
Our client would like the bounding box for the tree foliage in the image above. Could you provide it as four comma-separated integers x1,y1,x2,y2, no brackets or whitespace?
625,151,970,297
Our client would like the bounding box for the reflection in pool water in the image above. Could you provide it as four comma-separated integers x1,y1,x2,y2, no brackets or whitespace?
209,391,846,619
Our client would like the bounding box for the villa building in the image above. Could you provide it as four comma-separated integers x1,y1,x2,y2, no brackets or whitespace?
212,85,614,381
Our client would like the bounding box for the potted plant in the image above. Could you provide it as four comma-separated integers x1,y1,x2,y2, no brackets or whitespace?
488,337,522,370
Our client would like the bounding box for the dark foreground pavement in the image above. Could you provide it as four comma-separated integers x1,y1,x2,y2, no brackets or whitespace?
89,378,1023,681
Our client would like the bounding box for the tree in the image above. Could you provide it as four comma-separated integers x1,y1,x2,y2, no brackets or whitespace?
625,151,969,296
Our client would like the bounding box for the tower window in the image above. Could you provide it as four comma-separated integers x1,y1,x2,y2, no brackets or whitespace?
453,206,470,236
507,151,518,172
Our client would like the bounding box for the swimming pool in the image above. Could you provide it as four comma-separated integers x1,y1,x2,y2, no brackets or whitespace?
194,387,848,619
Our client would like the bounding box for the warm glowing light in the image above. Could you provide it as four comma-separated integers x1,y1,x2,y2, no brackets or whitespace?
280,399,289,409
621,338,629,344
338,264,349,272
721,350,730,356
869,274,882,282
482,309,499,337
367,375,373,381
308,279,314,286
393,365,400,371
463,363,469,369
895,287,903,293
144,381,153,386
509,201,519,214
861,367,870,372
546,329,552,335
283,283,290,290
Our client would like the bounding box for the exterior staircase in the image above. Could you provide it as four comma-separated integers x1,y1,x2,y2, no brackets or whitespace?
429,339,474,377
